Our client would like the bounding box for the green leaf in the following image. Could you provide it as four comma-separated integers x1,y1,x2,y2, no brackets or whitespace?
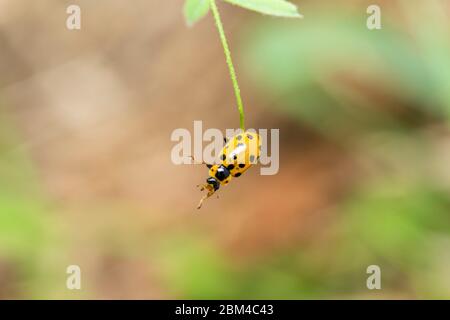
184,0,210,26
224,0,302,18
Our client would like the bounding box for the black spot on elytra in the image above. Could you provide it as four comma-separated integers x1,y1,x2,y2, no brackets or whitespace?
221,154,226,161
234,173,242,177
233,155,237,160
239,164,245,168
227,164,235,170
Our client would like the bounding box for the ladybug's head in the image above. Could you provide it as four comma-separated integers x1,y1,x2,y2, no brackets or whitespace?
197,177,219,209
206,177,220,191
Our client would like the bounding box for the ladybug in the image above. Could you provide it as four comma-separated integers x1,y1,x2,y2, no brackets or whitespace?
194,131,261,209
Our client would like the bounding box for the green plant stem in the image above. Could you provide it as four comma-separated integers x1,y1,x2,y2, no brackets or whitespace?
209,0,245,131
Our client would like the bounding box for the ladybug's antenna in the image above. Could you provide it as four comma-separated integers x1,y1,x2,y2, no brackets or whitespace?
197,195,208,210
190,156,212,168
197,192,214,209
197,185,216,209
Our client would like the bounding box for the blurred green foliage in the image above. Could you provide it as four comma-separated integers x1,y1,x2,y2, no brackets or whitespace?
0,105,65,298
241,3,450,136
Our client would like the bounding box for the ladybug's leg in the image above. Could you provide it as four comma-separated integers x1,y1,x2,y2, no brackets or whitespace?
197,189,215,210
189,156,212,168
196,184,207,191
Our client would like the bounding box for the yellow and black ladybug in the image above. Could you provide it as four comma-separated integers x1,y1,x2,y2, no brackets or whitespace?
194,131,261,209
